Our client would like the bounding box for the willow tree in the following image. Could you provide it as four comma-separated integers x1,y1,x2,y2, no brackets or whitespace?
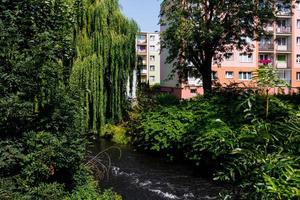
160,0,278,94
70,0,138,134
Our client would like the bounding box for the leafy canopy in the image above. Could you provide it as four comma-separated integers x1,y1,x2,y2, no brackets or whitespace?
160,0,278,93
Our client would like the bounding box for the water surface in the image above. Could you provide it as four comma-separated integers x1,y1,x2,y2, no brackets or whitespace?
90,139,226,200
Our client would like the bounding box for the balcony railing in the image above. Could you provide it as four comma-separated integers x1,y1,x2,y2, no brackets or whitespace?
276,8,292,16
276,61,288,68
141,69,147,74
259,43,274,51
277,26,291,34
264,26,274,32
137,49,147,54
188,77,202,86
277,45,291,52
258,59,274,66
137,39,147,44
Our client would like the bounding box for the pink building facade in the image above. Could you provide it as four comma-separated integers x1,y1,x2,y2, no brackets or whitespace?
160,0,300,99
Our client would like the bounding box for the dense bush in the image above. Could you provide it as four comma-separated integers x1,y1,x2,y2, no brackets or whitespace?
102,123,130,145
128,90,300,199
0,0,126,199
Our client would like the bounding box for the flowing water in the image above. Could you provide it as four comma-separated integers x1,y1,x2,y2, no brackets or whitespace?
89,139,226,200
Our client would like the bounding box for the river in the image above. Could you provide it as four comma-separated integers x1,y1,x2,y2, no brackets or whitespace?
89,139,226,200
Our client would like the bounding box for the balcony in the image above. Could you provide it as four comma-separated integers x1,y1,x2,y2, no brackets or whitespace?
276,8,292,17
259,43,274,51
137,39,147,45
141,69,147,74
276,61,288,68
277,45,291,52
276,26,291,34
140,65,147,74
188,76,202,86
276,56,291,69
137,49,147,55
264,25,274,32
258,59,274,66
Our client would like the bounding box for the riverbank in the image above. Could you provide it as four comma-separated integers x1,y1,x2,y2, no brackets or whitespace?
90,138,227,200
125,90,300,199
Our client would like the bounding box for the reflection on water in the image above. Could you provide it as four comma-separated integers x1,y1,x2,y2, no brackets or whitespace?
89,139,226,200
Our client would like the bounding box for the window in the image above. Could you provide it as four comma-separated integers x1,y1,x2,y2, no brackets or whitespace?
239,72,252,80
138,35,146,40
297,37,300,46
297,55,300,64
150,45,155,51
241,36,252,44
150,65,155,71
150,55,155,62
259,54,272,61
296,1,300,10
137,35,146,43
277,20,287,27
259,54,273,65
297,72,300,80
141,65,147,70
239,53,253,63
225,53,234,61
278,70,291,83
150,35,155,41
277,54,287,62
225,71,234,79
150,76,155,82
260,37,272,45
277,37,287,46
190,89,197,94
297,19,300,28
137,45,146,52
211,71,217,80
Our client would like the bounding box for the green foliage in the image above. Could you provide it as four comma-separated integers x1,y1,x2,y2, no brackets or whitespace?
264,164,300,199
254,65,288,89
1,0,133,198
160,0,277,93
132,106,195,153
70,0,138,134
129,90,300,199
156,93,180,106
103,123,130,144
65,165,122,200
253,64,290,119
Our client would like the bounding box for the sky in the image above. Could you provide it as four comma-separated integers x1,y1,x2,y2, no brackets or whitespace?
119,0,161,32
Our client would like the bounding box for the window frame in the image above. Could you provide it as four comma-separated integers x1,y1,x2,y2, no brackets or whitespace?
239,72,252,80
225,71,234,79
150,65,155,71
150,55,155,62
239,53,253,63
149,76,155,82
296,72,300,80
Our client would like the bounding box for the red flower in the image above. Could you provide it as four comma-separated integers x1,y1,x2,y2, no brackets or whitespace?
258,59,272,64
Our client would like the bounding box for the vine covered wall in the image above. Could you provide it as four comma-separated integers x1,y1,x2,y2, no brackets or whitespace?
71,0,138,134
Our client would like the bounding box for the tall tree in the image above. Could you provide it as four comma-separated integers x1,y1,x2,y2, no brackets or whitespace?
160,0,279,94
70,0,138,134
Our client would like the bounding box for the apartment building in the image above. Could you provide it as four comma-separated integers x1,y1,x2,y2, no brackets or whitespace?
160,1,300,99
137,32,161,85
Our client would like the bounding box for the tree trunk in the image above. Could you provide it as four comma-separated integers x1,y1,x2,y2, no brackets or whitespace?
201,60,213,95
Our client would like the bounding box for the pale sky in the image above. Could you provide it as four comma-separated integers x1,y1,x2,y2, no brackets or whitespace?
119,0,162,32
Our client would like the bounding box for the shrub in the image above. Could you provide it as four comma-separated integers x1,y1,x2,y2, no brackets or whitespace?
102,124,130,145
132,106,195,153
156,93,179,106
129,90,300,199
